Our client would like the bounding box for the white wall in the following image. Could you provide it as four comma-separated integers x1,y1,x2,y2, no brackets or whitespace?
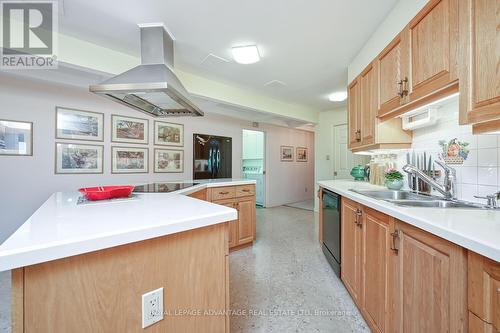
313,107,367,211
395,99,500,203
348,0,428,82
0,74,314,243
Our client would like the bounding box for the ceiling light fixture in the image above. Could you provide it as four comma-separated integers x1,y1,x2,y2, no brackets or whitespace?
231,45,261,64
328,91,348,102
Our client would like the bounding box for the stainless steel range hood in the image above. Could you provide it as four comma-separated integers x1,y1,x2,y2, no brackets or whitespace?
89,24,203,117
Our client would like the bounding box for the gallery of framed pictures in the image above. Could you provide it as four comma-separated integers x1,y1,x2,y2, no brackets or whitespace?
55,143,104,174
154,121,184,146
0,119,33,156
154,148,184,173
280,145,293,162
111,146,149,173
296,147,308,162
56,107,104,141
111,115,148,144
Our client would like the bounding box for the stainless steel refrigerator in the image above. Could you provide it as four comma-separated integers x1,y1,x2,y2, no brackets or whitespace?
193,134,232,179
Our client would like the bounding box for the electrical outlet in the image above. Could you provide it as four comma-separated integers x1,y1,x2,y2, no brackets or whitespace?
142,287,164,328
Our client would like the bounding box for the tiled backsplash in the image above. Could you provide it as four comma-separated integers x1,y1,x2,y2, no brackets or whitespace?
396,99,500,203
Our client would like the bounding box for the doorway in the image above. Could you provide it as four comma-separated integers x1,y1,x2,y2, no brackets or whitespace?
242,129,265,206
333,124,368,179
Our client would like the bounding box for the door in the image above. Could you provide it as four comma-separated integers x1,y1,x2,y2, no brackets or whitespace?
408,0,458,101
341,198,363,305
359,62,377,146
394,220,467,333
458,0,500,124
334,124,367,179
236,198,255,245
348,78,361,147
215,199,238,248
241,129,266,206
377,32,410,116
361,208,396,333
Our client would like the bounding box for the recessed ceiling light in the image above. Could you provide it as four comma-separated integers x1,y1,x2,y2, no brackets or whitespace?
231,45,261,64
328,91,348,102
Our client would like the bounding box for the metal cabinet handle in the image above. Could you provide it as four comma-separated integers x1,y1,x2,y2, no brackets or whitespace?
219,191,230,195
398,77,409,98
355,130,361,142
355,209,363,228
390,230,400,254
242,189,250,192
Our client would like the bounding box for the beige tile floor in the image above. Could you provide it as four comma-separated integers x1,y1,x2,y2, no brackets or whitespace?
0,206,368,333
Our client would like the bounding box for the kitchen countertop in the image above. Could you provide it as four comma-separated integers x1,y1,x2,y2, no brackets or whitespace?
318,180,500,262
0,179,255,272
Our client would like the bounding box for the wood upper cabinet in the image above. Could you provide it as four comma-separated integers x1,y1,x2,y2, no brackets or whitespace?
377,32,410,117
468,251,500,332
408,0,459,101
393,220,467,333
341,198,363,305
458,0,500,125
361,207,396,333
359,63,377,146
348,78,361,148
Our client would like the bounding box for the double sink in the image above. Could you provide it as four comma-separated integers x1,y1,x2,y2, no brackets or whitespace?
350,189,487,209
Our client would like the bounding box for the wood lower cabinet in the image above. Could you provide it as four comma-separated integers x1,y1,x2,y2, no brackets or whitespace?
337,194,469,333
458,0,500,125
468,251,500,332
209,185,256,250
393,220,468,333
361,207,396,333
341,198,363,305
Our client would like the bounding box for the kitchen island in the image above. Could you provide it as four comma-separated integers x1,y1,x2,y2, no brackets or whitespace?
0,179,255,333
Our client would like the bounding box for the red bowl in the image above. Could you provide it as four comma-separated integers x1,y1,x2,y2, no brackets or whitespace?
78,186,135,201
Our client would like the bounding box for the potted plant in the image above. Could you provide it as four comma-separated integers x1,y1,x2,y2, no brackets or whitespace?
385,167,404,190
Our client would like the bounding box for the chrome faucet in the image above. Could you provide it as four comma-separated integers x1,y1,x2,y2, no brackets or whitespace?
474,191,500,208
403,160,457,200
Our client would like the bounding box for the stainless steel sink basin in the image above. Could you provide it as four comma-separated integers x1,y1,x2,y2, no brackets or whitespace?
388,200,485,209
349,189,489,209
349,189,433,201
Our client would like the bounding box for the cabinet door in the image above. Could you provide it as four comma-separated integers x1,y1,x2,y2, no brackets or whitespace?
458,0,500,124
468,251,500,331
361,207,396,333
408,0,458,101
341,198,362,305
215,200,238,248
236,198,255,245
348,78,361,148
394,221,467,333
377,32,409,116
359,63,377,146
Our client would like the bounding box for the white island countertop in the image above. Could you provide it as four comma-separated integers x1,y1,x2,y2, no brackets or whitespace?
318,180,500,262
0,179,256,272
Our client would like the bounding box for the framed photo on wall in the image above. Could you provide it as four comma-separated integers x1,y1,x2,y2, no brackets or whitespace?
296,147,308,162
111,146,149,173
0,119,33,156
55,143,103,174
154,121,184,146
111,115,148,144
154,148,184,173
55,107,104,141
280,145,293,162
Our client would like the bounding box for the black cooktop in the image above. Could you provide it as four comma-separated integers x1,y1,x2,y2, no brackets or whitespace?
133,182,199,193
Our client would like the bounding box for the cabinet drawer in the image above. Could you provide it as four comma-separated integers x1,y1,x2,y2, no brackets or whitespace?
235,185,255,198
211,187,236,201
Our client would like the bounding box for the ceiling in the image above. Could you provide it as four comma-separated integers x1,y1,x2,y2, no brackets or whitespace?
57,0,397,111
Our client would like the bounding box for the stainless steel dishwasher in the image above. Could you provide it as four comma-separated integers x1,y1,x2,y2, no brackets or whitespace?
322,189,341,277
